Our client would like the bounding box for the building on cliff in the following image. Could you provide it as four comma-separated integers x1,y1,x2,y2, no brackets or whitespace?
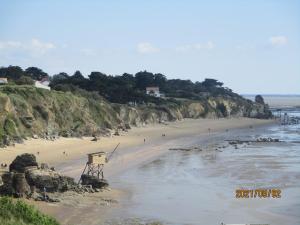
34,77,50,90
0,78,8,84
146,86,163,97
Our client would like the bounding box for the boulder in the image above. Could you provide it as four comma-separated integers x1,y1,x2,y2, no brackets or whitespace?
0,172,14,195
81,174,109,189
25,168,76,192
9,154,38,173
12,173,30,197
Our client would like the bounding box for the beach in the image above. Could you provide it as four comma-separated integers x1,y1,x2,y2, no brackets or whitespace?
0,118,273,174
0,117,276,224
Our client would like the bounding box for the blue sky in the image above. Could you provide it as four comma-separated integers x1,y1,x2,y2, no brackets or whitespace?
0,0,299,94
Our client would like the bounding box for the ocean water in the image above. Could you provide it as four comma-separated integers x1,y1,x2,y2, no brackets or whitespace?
107,99,300,225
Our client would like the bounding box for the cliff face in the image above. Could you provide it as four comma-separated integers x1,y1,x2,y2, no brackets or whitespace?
0,85,271,147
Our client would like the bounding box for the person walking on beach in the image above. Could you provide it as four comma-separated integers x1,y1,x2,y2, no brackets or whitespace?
144,138,146,143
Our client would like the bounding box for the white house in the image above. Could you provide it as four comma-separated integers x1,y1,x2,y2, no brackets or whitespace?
0,78,8,84
146,86,161,97
35,77,50,90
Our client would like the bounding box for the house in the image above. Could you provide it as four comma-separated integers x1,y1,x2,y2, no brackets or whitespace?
146,86,161,97
34,77,50,90
0,78,8,84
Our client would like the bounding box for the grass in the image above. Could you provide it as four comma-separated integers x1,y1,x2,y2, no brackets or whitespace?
0,197,60,225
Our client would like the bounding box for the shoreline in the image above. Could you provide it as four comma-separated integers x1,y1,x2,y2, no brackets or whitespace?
0,117,276,225
0,118,275,170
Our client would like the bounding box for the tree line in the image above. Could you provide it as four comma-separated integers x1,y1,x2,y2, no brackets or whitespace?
0,65,240,104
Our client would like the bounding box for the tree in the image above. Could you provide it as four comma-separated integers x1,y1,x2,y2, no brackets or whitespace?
50,72,69,88
202,78,223,88
25,67,48,80
154,73,167,90
70,71,87,88
0,66,24,80
255,95,265,104
135,71,155,90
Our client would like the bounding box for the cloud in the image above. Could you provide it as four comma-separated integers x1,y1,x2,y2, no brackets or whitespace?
30,39,55,54
175,41,215,52
0,38,56,55
0,41,22,49
269,36,288,46
137,42,160,54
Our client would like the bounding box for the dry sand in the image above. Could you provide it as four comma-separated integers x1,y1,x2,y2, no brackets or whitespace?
0,118,275,225
0,118,273,169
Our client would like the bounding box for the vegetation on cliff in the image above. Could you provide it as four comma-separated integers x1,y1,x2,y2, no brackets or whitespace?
0,65,272,147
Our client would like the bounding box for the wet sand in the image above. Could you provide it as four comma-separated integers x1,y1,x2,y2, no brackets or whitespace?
0,118,273,173
108,125,300,225
0,118,275,224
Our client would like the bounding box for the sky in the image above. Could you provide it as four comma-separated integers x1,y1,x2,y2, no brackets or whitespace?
0,0,299,94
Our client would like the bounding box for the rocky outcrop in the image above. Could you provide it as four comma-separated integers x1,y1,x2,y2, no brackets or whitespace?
0,154,106,200
81,174,109,189
25,168,76,193
9,154,38,173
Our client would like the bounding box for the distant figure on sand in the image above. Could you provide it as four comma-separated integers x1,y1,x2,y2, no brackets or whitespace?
144,138,146,143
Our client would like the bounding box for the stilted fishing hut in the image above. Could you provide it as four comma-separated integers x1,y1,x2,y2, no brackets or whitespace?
78,143,120,184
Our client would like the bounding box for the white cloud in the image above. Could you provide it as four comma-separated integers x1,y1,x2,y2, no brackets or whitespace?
137,42,160,54
30,38,55,54
269,36,288,46
0,41,22,49
176,41,215,52
0,38,55,55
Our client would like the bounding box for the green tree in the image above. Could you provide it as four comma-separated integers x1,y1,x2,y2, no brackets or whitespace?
0,66,24,80
135,71,155,90
202,78,223,88
25,67,48,80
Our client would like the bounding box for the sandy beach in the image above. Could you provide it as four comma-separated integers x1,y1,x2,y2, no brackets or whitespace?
0,117,276,224
0,118,273,170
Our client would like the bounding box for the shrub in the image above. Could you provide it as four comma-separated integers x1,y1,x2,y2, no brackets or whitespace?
0,197,60,225
15,76,34,85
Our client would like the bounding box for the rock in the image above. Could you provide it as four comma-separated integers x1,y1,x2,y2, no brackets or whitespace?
91,137,98,142
12,173,30,198
40,163,49,170
20,116,34,128
59,130,72,137
9,154,38,173
25,168,76,192
124,123,131,129
32,134,38,139
0,172,14,195
81,174,109,189
114,130,120,136
0,175,3,186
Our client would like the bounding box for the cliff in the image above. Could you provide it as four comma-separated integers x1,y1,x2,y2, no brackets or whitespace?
0,85,271,147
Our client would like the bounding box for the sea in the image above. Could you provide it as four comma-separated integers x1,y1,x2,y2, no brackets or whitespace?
106,95,300,225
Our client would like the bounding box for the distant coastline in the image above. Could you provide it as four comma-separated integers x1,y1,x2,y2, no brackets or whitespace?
243,94,300,108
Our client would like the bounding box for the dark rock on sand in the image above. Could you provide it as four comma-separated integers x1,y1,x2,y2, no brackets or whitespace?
9,154,38,173
25,168,76,192
81,174,109,189
0,172,14,195
12,173,30,197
